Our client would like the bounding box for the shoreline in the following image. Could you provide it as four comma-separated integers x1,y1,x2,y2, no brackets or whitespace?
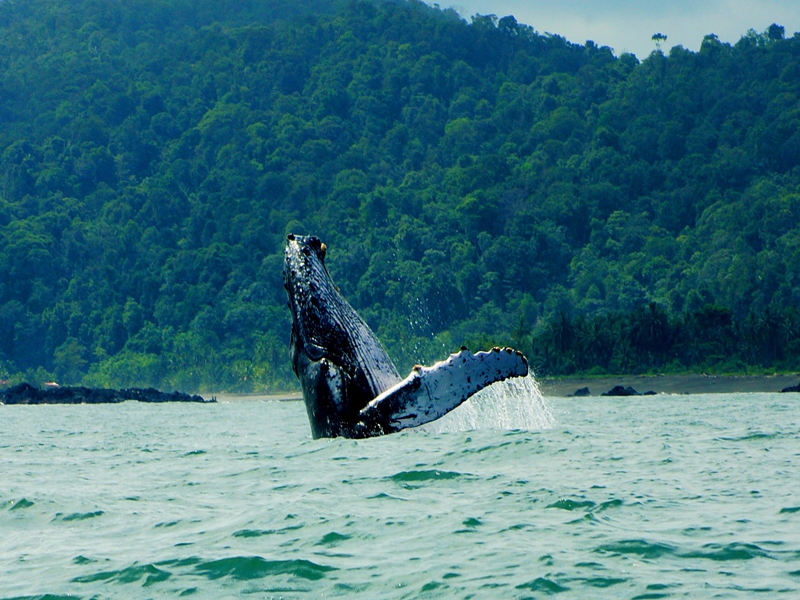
213,392,303,402
6,373,791,404
536,373,800,397
209,373,800,401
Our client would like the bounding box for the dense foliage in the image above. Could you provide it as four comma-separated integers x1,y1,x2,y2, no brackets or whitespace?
1,0,799,390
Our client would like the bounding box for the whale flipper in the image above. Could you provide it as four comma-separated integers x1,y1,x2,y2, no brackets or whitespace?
354,347,528,436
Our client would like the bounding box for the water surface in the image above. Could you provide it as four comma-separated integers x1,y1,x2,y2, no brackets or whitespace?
2,387,799,598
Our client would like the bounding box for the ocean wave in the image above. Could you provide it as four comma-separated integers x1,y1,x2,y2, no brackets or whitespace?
193,556,336,581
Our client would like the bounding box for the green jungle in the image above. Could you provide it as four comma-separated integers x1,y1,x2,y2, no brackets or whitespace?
1,0,799,392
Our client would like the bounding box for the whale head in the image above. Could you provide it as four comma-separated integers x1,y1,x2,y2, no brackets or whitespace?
283,234,334,362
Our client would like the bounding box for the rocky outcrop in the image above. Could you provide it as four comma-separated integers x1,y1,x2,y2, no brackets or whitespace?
1,383,213,405
780,382,800,393
570,387,591,397
602,385,640,396
601,385,657,397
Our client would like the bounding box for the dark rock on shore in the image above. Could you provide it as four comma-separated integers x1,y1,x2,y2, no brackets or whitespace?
570,387,591,397
780,382,800,393
602,385,641,397
1,383,213,405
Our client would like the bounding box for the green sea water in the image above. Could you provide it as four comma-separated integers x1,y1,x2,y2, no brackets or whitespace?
2,380,799,599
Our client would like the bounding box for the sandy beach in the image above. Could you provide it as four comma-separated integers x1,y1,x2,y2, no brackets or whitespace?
212,391,303,402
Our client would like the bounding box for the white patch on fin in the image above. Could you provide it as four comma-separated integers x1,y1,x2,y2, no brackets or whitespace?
358,348,528,432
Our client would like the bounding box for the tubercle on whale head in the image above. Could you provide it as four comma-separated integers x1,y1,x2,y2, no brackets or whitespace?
283,234,330,299
284,235,330,345
286,233,326,262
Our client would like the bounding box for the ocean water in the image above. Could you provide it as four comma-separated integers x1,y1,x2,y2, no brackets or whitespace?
2,379,800,599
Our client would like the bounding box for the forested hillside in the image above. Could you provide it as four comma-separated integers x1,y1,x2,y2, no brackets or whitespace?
1,0,799,391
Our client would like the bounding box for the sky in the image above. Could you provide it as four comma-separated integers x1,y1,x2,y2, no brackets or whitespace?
429,0,800,59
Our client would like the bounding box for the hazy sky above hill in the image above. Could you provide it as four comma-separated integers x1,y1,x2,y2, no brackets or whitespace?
432,0,800,58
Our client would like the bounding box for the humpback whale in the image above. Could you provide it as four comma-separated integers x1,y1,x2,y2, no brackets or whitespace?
283,234,528,438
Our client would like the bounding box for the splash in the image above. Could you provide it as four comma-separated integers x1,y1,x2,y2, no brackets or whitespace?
418,374,555,434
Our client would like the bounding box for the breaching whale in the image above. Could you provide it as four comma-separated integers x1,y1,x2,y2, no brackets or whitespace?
283,234,528,438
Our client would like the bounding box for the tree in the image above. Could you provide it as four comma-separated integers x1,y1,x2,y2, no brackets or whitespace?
767,23,785,42
1,0,799,390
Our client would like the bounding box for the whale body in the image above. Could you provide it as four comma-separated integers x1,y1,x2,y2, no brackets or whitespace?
283,234,528,438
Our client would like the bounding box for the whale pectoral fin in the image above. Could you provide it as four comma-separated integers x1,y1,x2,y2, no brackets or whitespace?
355,348,528,435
